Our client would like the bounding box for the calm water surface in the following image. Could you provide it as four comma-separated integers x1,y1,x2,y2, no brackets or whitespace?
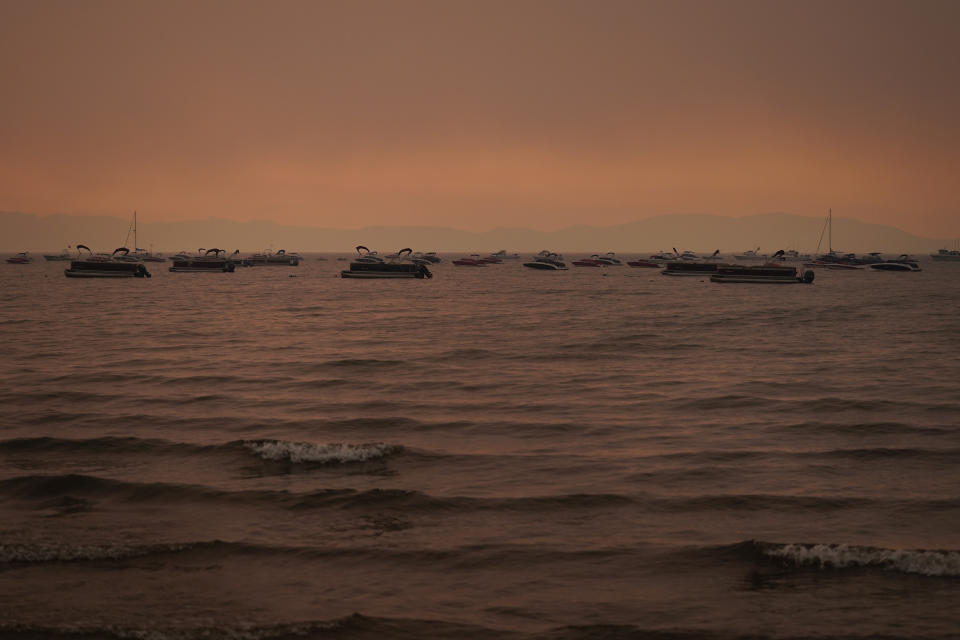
1,256,958,639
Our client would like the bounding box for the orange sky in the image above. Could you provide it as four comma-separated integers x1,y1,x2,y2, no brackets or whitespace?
1,0,958,237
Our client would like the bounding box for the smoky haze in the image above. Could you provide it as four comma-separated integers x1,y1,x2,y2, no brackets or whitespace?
1,0,958,237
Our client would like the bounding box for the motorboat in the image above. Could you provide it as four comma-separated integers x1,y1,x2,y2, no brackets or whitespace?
711,263,815,284
627,258,663,268
244,249,301,266
649,251,678,262
453,255,489,266
412,251,442,264
595,252,624,266
488,250,520,260
733,247,767,261
64,245,151,278
930,249,960,262
340,247,433,279
523,251,568,270
870,255,922,272
43,248,73,261
572,255,605,267
6,252,33,264
169,248,238,272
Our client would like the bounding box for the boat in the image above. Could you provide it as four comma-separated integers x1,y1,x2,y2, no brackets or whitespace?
661,250,721,276
412,251,442,264
870,255,922,272
930,249,960,262
169,248,238,272
662,262,718,276
804,209,860,268
572,255,605,267
452,255,489,266
733,247,767,261
6,252,33,264
627,258,662,268
711,254,815,284
649,251,678,262
488,250,520,260
523,251,568,270
43,248,73,261
595,252,624,266
340,247,433,279
244,249,301,266
122,211,165,262
64,245,151,278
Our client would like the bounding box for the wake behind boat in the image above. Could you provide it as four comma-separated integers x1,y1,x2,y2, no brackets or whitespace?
340,247,433,279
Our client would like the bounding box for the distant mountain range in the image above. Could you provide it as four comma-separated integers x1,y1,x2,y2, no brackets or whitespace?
0,210,950,254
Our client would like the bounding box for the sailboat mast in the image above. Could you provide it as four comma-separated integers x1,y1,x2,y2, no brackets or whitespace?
133,211,137,250
828,208,832,253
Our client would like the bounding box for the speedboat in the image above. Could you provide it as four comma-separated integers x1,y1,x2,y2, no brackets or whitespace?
488,250,520,260
6,252,33,264
169,248,238,272
572,255,605,267
733,247,767,261
627,258,662,268
595,252,624,266
340,247,433,279
711,263,815,284
64,245,151,278
43,248,73,261
453,255,489,266
870,255,921,272
523,251,568,270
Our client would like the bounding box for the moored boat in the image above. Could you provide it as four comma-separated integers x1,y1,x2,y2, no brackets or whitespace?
64,246,151,278
452,255,489,266
711,263,814,284
930,249,960,262
627,258,662,268
340,247,433,279
523,251,568,270
870,255,921,272
43,248,73,261
244,249,301,266
662,262,718,276
572,255,605,267
169,248,238,272
6,252,33,264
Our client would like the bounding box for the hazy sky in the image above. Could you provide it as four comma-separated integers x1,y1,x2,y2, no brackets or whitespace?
2,0,958,236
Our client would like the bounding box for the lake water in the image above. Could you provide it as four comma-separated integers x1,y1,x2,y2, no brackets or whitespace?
1,255,958,640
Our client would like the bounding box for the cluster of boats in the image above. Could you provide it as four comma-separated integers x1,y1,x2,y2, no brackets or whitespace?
3,243,939,283
8,245,304,277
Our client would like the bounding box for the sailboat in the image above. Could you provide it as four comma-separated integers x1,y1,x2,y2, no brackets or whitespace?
804,209,863,270
123,211,166,262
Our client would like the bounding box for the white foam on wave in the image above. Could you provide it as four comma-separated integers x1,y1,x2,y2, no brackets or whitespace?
244,440,401,464
764,542,960,577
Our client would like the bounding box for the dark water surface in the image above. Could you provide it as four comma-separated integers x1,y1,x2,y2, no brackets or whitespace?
1,257,958,639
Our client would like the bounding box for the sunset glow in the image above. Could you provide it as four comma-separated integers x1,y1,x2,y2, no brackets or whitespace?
2,0,958,237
